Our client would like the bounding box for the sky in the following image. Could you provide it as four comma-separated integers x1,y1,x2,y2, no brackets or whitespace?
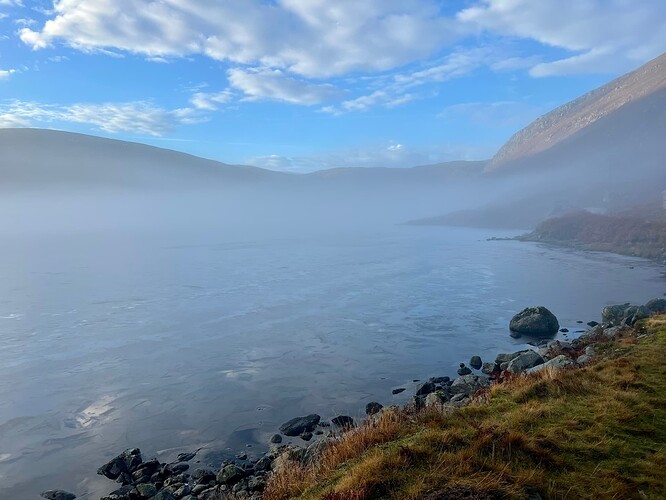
0,0,665,172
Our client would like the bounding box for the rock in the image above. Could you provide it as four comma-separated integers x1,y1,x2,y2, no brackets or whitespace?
624,306,650,326
217,464,246,485
425,390,449,408
457,364,472,376
416,382,436,396
507,350,544,373
646,298,666,314
481,362,499,375
135,483,157,498
429,376,450,384
176,450,200,462
303,438,330,465
100,485,134,500
495,350,530,365
236,452,248,461
300,432,313,441
510,306,560,336
97,448,143,481
585,345,595,356
152,492,176,500
602,304,631,326
392,388,406,395
41,491,76,500
542,354,575,370
247,475,266,492
577,355,591,364
602,326,623,339
587,321,599,327
279,414,321,436
365,402,383,415
254,455,272,472
450,374,490,397
469,356,482,370
192,468,216,484
560,328,569,333
269,434,282,444
331,415,354,428
172,463,189,473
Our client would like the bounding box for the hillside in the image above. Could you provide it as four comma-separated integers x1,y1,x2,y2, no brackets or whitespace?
265,316,666,499
488,52,666,171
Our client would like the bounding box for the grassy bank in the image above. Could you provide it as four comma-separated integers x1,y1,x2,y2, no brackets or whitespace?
519,211,666,263
265,317,666,499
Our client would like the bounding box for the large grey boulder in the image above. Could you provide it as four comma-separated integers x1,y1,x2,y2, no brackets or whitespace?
509,306,559,336
450,374,490,396
528,354,575,373
97,448,143,481
216,464,246,485
601,303,649,326
41,491,76,500
279,414,321,436
646,298,666,314
507,350,544,373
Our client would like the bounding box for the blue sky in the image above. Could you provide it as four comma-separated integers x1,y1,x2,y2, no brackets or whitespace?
0,0,665,171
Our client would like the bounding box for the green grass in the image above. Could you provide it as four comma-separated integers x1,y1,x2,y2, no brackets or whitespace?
265,317,666,499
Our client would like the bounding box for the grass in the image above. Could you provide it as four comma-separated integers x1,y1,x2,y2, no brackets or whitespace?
264,316,666,499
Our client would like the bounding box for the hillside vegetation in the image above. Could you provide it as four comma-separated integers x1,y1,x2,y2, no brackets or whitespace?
265,317,666,499
520,211,666,262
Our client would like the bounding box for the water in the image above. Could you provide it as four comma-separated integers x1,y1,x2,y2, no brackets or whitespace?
0,225,663,498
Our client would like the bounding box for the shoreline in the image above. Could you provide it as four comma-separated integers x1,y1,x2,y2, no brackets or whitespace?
42,299,666,500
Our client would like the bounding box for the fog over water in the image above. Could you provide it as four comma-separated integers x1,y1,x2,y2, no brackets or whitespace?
0,205,663,497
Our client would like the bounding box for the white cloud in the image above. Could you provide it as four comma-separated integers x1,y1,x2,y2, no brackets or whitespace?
322,90,416,115
0,100,204,135
190,89,234,110
228,67,342,105
459,0,666,76
0,69,16,80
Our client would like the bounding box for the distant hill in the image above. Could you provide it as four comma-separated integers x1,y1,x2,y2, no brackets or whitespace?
0,128,285,190
488,52,666,172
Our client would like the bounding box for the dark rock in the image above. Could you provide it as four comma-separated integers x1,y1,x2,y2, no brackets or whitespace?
469,356,482,370
481,362,499,375
560,328,569,333
646,298,666,314
152,492,176,500
365,402,383,415
602,303,632,326
176,450,200,462
623,306,650,326
192,468,216,484
97,448,143,481
415,382,436,396
40,491,76,500
300,431,313,441
587,321,599,327
236,452,248,461
135,483,157,498
450,375,491,396
269,434,282,444
457,364,472,376
171,463,189,473
495,350,530,366
254,455,272,472
331,415,354,428
216,464,246,485
507,350,544,373
510,306,559,336
279,414,321,436
315,430,323,435
391,387,406,395
247,475,266,492
429,376,450,384
100,485,134,500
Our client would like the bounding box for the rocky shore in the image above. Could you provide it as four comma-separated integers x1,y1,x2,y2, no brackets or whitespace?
42,299,666,500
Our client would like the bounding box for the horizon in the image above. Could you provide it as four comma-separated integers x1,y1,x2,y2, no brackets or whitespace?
1,1,665,172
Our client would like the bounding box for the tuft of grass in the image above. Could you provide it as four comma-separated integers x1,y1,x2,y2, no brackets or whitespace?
265,316,666,499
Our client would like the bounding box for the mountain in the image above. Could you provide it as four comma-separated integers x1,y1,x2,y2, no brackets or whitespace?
488,52,666,172
0,128,286,190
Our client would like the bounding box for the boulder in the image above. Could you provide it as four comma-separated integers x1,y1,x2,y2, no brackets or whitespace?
622,306,650,326
391,388,406,395
300,432,313,441
495,350,530,366
507,350,544,373
41,491,76,500
269,434,282,444
509,306,560,336
425,390,449,408
331,415,354,428
602,304,630,325
481,362,499,375
97,448,143,481
279,414,321,436
217,464,246,485
365,402,383,415
135,484,157,498
646,298,666,314
415,382,436,396
457,364,472,376
602,326,623,339
450,374,490,397
469,356,482,370
543,354,575,370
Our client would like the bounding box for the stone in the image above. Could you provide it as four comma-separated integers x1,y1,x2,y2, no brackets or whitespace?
300,432,313,441
587,321,599,327
331,415,354,428
457,364,472,376
425,390,449,408
602,326,623,339
217,464,246,485
543,354,575,370
152,492,176,500
450,374,491,397
584,345,595,356
481,362,499,375
577,355,591,364
415,382,436,396
247,475,266,492
279,414,321,436
560,328,569,333
97,448,143,481
269,434,282,444
303,438,330,465
365,402,383,415
469,356,482,370
254,456,272,472
510,306,560,336
135,483,157,498
100,485,134,500
646,298,666,314
495,350,530,365
41,491,77,500
171,463,189,473
429,376,450,384
192,468,216,484
391,388,406,395
507,350,544,373
236,452,248,461
602,304,630,326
